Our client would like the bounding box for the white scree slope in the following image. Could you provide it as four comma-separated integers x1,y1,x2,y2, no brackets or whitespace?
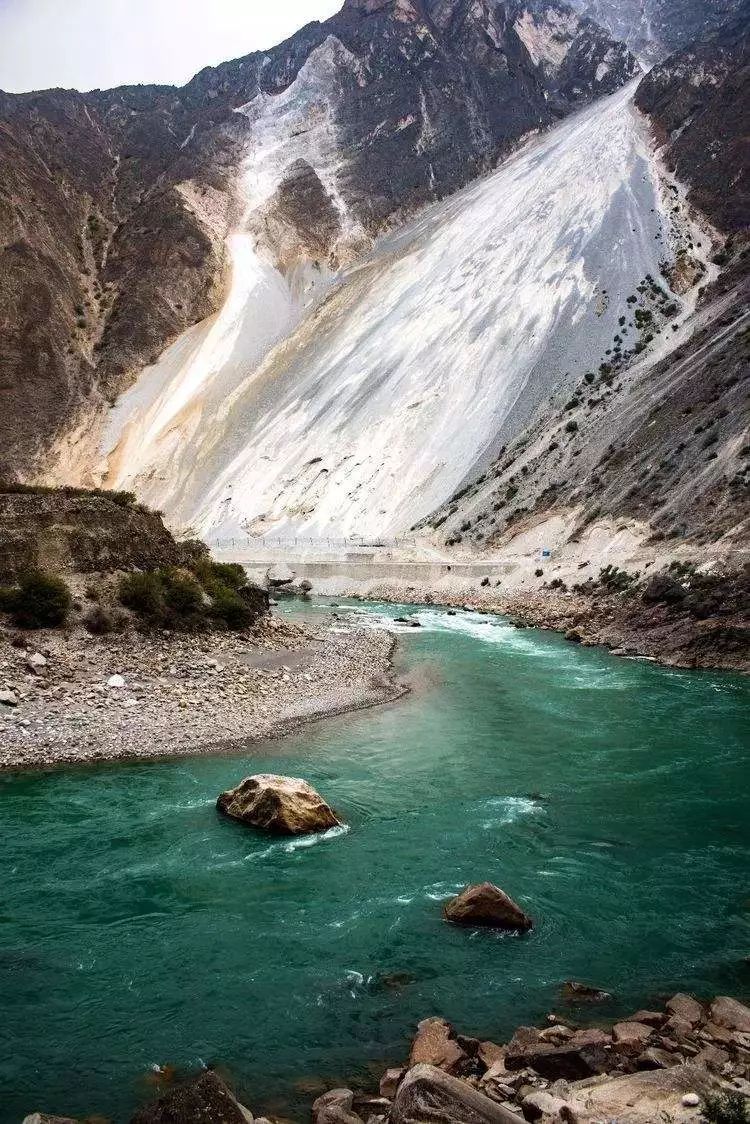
101,82,674,543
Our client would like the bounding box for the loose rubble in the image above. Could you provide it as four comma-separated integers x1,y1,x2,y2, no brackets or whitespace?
0,615,403,770
24,993,750,1122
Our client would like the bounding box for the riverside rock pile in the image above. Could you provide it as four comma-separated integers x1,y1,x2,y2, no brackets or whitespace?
38,992,749,1123
301,992,750,1124
0,617,400,769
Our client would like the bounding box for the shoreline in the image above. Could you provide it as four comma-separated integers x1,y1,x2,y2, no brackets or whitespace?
340,583,750,675
0,616,405,773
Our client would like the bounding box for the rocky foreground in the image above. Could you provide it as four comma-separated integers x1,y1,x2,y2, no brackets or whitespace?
0,616,402,770
28,991,750,1123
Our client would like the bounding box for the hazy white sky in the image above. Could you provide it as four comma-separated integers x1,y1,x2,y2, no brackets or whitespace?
0,0,342,93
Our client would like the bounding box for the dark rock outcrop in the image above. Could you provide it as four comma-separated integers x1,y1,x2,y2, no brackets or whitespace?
217,773,342,834
130,1070,252,1124
443,882,533,930
635,2,750,233
0,487,182,581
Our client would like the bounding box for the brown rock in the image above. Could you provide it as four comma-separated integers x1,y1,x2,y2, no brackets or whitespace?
216,774,341,835
612,1022,654,1054
409,1018,468,1074
636,1047,679,1070
130,1071,252,1124
379,1068,405,1098
478,1041,507,1069
700,1021,735,1045
312,1089,364,1124
709,996,750,1033
693,1044,729,1072
663,1014,693,1039
569,1028,611,1049
628,1010,666,1028
390,1064,523,1123
665,993,704,1026
443,883,532,931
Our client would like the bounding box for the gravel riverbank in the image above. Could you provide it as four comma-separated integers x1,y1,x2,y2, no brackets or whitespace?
0,614,404,771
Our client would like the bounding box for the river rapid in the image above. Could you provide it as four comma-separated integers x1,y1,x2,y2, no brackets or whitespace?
1,601,748,1122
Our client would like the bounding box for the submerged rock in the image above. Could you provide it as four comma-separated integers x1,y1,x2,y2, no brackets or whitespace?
391,1064,520,1123
561,980,613,1003
217,773,341,835
443,883,532,931
22,1116,79,1124
130,1071,252,1123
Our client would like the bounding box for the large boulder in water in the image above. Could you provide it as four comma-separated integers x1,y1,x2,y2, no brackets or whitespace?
443,882,532,931
130,1071,252,1123
217,773,341,835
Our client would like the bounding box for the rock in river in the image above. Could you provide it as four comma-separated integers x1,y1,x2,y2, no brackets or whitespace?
131,1070,252,1123
443,882,532,931
217,773,341,835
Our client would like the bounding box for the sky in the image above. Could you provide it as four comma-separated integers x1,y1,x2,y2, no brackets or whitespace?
0,0,342,93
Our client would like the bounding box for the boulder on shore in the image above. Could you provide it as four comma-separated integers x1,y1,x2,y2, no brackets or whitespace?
443,882,533,931
217,773,341,835
391,1064,522,1124
709,995,750,1032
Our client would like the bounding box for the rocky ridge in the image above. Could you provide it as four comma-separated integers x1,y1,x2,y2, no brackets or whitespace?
0,0,637,482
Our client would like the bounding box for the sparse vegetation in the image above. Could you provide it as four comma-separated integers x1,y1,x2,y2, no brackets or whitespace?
0,569,72,629
702,1091,749,1124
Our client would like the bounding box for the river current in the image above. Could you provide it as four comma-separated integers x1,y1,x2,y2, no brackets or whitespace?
1,601,748,1121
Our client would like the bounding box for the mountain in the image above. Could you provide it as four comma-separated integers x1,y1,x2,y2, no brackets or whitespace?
0,0,637,482
95,0,748,557
567,0,746,61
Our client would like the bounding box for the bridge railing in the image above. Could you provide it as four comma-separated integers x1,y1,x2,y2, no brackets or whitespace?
210,535,420,552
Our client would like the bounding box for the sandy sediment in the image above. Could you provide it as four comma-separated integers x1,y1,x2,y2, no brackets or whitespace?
0,615,404,771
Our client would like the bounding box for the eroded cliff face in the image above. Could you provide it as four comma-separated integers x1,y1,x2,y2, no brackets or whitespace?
0,0,638,481
418,13,750,560
567,0,746,62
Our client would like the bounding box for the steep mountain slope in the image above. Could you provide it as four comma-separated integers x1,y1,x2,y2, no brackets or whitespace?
635,0,750,231
101,83,688,542
423,12,749,563
567,0,745,61
0,0,637,481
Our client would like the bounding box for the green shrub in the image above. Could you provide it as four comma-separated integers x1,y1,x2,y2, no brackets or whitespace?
83,605,127,635
1,570,72,629
210,584,253,630
119,571,164,618
703,1091,749,1124
565,420,578,434
192,558,246,592
163,573,204,615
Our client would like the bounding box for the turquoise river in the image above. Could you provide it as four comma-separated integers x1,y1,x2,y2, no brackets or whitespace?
1,601,749,1122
